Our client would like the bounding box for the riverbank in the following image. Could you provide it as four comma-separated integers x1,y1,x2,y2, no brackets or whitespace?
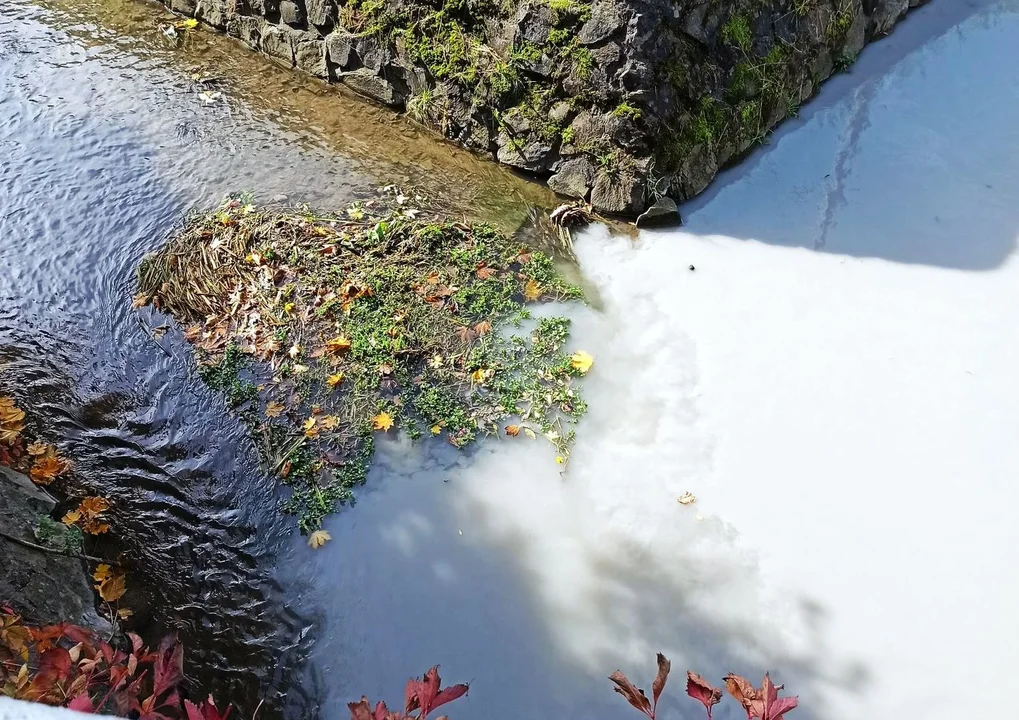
152,0,927,214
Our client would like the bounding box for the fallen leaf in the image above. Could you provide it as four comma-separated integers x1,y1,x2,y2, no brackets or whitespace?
569,351,594,374
523,279,541,302
523,427,537,439
288,344,302,359
326,336,351,353
30,453,68,485
307,530,331,549
96,568,127,603
505,425,520,436
372,412,394,432
303,417,317,437
319,415,340,430
326,373,345,388
476,266,496,280
61,510,81,525
117,608,134,620
78,496,110,516
265,401,285,418
469,368,489,384
27,442,49,456
429,354,444,369
131,292,151,309
474,320,492,336
430,425,442,435
378,363,393,376
292,363,309,374
677,492,696,505
182,17,199,29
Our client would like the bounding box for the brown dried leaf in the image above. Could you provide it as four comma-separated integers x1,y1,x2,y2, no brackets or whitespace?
609,671,652,716
686,671,721,717
265,401,286,418
653,654,671,706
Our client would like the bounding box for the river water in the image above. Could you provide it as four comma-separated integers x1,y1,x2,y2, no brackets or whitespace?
2,1,1016,720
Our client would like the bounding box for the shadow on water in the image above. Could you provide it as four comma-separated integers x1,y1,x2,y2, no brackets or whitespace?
681,0,1019,271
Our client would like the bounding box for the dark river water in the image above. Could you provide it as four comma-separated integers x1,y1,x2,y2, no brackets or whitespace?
2,1,1013,720
0,0,550,715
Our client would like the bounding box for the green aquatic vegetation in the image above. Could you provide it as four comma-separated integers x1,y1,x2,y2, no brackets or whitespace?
136,191,590,532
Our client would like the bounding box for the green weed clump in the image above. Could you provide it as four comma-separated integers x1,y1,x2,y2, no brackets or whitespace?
136,190,590,532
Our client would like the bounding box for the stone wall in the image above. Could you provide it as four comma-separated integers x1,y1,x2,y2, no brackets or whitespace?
162,0,927,214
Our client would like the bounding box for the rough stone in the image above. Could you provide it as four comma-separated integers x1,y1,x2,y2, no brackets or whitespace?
260,24,297,67
324,29,356,70
865,0,910,35
496,134,556,172
194,0,231,30
280,0,304,27
0,467,107,631
340,69,399,106
306,0,337,29
635,195,680,227
295,38,327,78
548,156,595,200
227,15,265,50
170,0,197,15
591,167,645,215
578,0,622,45
513,4,555,46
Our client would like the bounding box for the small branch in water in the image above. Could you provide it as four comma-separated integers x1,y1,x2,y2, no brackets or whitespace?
0,529,119,566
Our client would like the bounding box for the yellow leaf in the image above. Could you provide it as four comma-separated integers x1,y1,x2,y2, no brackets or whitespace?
307,529,331,549
505,425,520,436
470,368,489,384
569,350,594,375
429,354,444,369
326,336,351,353
131,292,151,309
96,569,127,603
182,18,199,29
265,401,285,418
319,415,340,430
326,373,344,388
117,608,134,620
78,496,110,516
27,442,49,456
30,453,68,485
430,425,442,435
0,396,25,425
288,344,302,359
372,412,394,432
677,492,697,506
523,279,541,302
92,564,112,583
283,302,295,314
302,417,317,437
61,510,81,525
555,455,566,464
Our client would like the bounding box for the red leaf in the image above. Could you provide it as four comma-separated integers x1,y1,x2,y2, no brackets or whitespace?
38,647,72,679
349,697,374,720
609,671,652,717
685,671,722,719
185,696,232,720
431,682,468,711
128,632,144,655
185,700,205,720
67,694,95,713
652,654,671,708
760,674,797,720
62,625,94,644
373,701,390,720
152,636,184,700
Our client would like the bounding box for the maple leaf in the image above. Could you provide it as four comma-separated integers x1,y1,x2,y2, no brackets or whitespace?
570,351,594,374
93,564,113,583
505,425,520,436
523,279,541,302
185,695,232,720
27,442,49,456
686,671,722,720
79,496,110,516
61,510,81,525
326,336,352,353
82,518,111,535
326,373,345,388
265,401,285,418
469,368,489,384
430,425,442,435
307,530,331,549
404,666,468,717
372,412,394,432
303,417,318,437
724,674,760,720
96,568,127,603
0,396,25,425
319,415,340,431
759,674,797,720
30,452,68,485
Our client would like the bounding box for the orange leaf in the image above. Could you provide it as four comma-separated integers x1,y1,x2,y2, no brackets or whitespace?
372,412,394,432
523,279,541,302
265,401,285,418
326,336,351,353
505,425,520,436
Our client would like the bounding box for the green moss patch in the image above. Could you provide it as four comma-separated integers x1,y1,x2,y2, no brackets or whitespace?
136,190,591,532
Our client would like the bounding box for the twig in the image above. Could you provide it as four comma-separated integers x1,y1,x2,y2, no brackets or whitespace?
0,530,118,566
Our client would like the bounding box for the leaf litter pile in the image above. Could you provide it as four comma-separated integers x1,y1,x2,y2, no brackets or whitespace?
136,190,594,534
